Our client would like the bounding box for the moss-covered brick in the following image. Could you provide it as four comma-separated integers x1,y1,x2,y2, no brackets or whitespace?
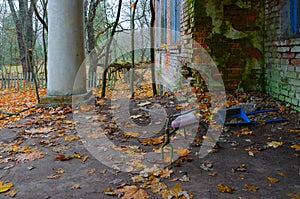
191,0,265,91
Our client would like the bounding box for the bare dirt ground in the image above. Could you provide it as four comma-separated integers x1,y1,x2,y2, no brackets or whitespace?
0,92,299,199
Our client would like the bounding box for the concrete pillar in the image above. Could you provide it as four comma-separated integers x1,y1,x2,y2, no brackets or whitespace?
41,0,89,105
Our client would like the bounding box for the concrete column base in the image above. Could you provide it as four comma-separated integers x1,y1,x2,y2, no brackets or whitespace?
38,90,94,107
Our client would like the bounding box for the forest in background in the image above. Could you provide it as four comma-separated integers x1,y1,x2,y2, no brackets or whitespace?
0,0,152,89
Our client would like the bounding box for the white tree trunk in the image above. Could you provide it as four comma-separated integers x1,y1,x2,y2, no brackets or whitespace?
47,0,86,96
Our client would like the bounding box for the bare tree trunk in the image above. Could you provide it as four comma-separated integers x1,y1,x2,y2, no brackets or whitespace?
85,0,101,74
42,0,48,83
7,0,35,80
7,0,26,76
130,0,139,98
32,0,48,82
101,0,122,98
31,0,48,31
26,1,34,74
150,0,157,95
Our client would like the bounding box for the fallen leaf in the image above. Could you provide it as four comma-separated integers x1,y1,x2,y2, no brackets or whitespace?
244,184,258,192
103,187,115,195
79,105,93,112
233,164,247,172
160,168,173,178
18,145,36,153
277,172,285,177
288,129,300,133
174,147,190,157
169,183,182,198
86,168,95,174
179,175,190,182
65,120,76,125
139,138,152,146
290,144,300,150
287,191,300,199
73,152,82,159
15,152,44,162
81,155,88,163
5,189,18,197
46,174,61,179
64,134,79,141
0,182,13,193
115,185,149,199
130,115,142,119
266,141,284,148
152,136,164,145
71,184,80,189
97,99,105,106
57,130,66,136
241,128,253,135
139,136,164,146
245,147,260,153
123,132,140,138
56,168,65,174
132,175,144,183
54,154,72,161
266,176,279,183
0,158,12,164
217,183,233,193
175,105,182,110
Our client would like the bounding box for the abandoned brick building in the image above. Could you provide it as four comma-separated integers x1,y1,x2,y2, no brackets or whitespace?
154,0,300,111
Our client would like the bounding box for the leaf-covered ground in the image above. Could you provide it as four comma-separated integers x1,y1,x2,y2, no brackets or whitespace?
0,86,299,198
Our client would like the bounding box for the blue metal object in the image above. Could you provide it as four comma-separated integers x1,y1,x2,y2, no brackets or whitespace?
218,108,288,125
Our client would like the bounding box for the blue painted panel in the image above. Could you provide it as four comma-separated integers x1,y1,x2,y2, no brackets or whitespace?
290,0,298,34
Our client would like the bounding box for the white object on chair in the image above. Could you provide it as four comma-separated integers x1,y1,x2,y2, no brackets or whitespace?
171,112,198,129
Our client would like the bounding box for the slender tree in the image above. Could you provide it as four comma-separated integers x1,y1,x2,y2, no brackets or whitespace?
130,0,138,98
101,0,122,98
150,0,157,95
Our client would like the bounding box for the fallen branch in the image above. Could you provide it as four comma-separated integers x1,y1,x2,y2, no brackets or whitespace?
0,107,35,120
0,109,20,116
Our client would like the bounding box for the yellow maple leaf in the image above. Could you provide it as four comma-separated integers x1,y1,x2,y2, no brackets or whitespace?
290,144,300,149
266,176,279,183
0,182,13,193
169,183,182,198
115,185,149,199
174,147,190,157
217,183,233,193
266,141,284,148
152,136,164,145
139,138,152,146
244,184,258,192
18,145,36,153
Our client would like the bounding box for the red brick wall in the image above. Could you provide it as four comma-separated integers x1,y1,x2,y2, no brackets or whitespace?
155,0,265,91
